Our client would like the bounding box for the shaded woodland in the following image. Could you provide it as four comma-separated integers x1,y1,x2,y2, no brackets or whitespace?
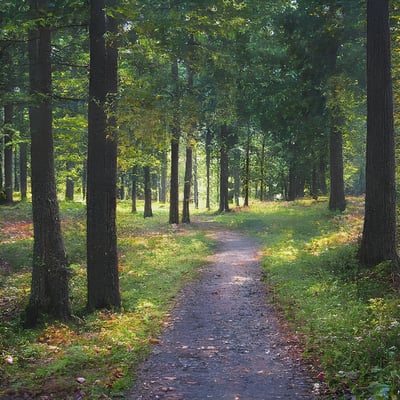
1,1,400,397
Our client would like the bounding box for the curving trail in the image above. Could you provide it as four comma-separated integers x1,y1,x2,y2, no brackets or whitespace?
128,227,315,400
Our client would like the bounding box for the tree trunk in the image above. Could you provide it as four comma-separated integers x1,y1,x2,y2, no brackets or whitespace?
4,104,13,204
159,149,167,203
65,161,74,201
193,149,199,209
143,166,153,218
329,127,346,211
25,4,70,326
131,166,137,213
118,172,125,200
260,135,266,201
205,128,212,210
87,0,120,311
319,157,327,195
182,146,192,223
233,149,240,207
287,162,296,201
359,0,399,267
219,124,230,213
243,125,250,207
19,141,27,201
169,59,180,224
14,149,19,193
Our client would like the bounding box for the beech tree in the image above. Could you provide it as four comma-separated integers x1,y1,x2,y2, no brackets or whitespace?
359,0,399,267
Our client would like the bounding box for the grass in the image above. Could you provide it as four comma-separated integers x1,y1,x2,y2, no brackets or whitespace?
0,200,215,399
214,198,400,400
1,197,400,399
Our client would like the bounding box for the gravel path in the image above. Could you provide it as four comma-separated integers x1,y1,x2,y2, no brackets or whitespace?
128,227,315,400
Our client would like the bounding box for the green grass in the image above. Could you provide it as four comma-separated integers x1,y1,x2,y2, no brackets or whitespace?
1,198,400,399
0,200,215,399
214,198,400,400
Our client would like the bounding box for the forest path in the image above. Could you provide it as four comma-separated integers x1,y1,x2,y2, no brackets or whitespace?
128,222,315,400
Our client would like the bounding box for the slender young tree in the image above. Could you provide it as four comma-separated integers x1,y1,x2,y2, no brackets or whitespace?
25,0,70,326
143,165,153,218
169,59,180,224
87,0,120,310
182,146,192,223
359,0,399,267
219,124,230,213
4,104,13,204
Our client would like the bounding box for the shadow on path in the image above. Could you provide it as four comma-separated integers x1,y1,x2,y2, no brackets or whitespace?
128,222,315,400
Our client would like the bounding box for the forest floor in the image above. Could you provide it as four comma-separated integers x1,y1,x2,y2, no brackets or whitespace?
128,220,316,400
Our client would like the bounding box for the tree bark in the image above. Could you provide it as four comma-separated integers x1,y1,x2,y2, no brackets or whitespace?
182,146,192,223
205,128,212,210
193,149,199,209
159,149,167,203
243,125,250,207
329,126,346,211
19,141,27,201
169,59,180,224
87,0,120,311
4,104,13,204
65,161,74,201
25,1,70,326
131,166,137,213
359,0,399,267
143,166,153,218
219,124,230,213
260,135,266,201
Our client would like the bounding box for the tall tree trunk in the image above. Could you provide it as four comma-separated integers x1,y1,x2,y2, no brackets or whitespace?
193,149,199,209
287,162,296,201
118,172,125,200
131,166,137,213
182,146,192,223
65,161,74,201
219,124,230,213
14,149,19,192
319,157,327,195
359,0,399,267
243,125,250,207
143,166,153,218
329,126,346,211
233,149,240,207
87,0,120,311
205,128,212,210
81,159,87,200
25,3,70,326
19,142,27,201
260,135,266,201
169,59,180,224
159,149,167,203
4,104,13,204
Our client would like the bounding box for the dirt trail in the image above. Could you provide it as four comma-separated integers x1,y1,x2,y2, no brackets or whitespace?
128,226,315,400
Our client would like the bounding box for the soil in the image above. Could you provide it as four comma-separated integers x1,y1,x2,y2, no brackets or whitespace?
128,223,317,400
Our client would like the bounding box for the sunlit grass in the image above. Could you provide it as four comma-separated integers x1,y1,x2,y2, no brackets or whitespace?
214,198,400,399
0,200,214,398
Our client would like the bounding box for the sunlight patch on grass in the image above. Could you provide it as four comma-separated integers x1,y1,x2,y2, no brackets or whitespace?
0,200,214,399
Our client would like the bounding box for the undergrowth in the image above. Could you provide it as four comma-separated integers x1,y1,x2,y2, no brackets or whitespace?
215,198,400,400
0,200,214,399
1,198,400,399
